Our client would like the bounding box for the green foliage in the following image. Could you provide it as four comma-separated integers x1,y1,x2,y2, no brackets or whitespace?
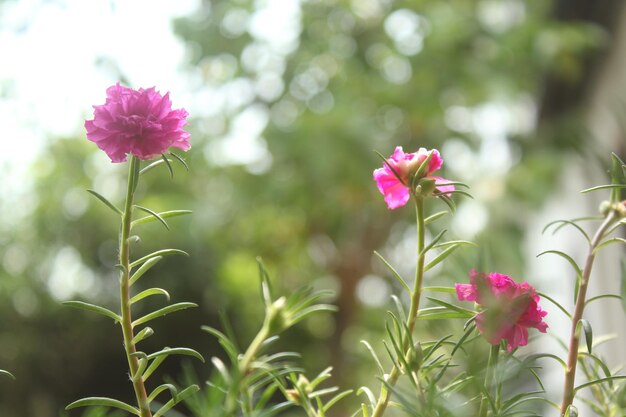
64,157,203,416
185,259,336,417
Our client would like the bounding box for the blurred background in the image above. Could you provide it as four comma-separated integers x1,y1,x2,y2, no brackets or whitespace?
1,0,625,416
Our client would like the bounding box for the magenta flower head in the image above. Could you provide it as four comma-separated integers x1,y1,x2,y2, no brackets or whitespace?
456,270,548,352
373,146,454,209
85,83,191,163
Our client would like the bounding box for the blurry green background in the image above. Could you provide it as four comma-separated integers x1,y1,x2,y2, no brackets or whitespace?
1,0,625,416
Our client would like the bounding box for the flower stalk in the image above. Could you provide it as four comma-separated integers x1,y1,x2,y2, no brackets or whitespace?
371,195,427,417
559,210,618,416
223,313,272,417
478,344,500,417
119,156,152,417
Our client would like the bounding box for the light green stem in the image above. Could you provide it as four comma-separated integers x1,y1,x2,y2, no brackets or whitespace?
224,320,271,417
560,211,617,416
371,196,426,417
478,344,500,417
119,156,152,417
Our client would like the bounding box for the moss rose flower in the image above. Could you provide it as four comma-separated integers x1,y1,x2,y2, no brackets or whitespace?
85,83,190,163
456,269,548,351
373,146,454,209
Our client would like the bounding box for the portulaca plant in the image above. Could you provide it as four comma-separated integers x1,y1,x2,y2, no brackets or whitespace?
4,83,622,417
64,84,202,417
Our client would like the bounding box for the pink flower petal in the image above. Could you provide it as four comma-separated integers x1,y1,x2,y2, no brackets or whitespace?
85,83,190,163
456,270,548,351
455,283,477,301
373,146,450,208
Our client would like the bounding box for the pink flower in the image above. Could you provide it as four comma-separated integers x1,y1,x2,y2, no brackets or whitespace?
373,146,454,209
85,83,190,163
455,269,548,351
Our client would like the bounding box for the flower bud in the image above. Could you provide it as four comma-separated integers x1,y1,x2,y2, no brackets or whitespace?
296,374,312,393
285,388,301,404
407,342,424,371
599,200,611,215
415,177,436,197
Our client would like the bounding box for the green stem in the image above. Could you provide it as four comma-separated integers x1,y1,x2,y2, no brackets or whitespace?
224,321,271,417
478,344,499,417
559,211,618,416
371,196,426,417
119,156,152,417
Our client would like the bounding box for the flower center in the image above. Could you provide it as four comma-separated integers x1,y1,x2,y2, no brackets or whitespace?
117,114,161,140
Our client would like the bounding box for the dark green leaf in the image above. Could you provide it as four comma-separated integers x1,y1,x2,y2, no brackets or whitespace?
374,150,405,185
132,302,197,327
201,325,240,363
537,250,582,302
129,249,188,269
594,237,626,253
147,384,178,403
537,250,582,278
130,288,170,304
65,397,139,415
442,189,473,199
585,293,622,306
574,375,626,392
130,327,154,346
145,347,204,363
154,384,200,417
142,355,167,382
133,205,169,230
424,211,449,225
131,209,192,228
431,239,477,250
86,189,122,216
129,256,162,286
418,307,473,320
161,154,174,179
580,184,626,193
524,353,567,369
426,297,476,316
424,244,463,272
374,251,410,293
537,292,572,318
290,304,337,324
139,158,167,175
542,219,590,243
419,229,447,257
169,151,189,171
360,340,384,375
438,194,456,212
62,301,121,323
423,286,456,293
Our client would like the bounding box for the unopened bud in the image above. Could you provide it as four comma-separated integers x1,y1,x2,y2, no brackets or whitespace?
599,201,611,215
407,342,424,371
416,177,436,197
296,374,311,393
285,388,301,404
